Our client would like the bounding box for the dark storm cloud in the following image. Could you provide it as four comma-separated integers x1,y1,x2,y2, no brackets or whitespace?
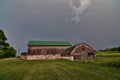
0,0,120,52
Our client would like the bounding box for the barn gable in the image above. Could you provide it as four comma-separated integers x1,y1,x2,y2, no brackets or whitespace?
71,43,95,54
62,43,95,60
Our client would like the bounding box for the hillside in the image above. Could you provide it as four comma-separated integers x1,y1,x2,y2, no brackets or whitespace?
0,57,120,80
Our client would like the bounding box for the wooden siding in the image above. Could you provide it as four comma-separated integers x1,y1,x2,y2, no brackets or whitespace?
70,43,95,60
28,46,70,55
23,42,95,60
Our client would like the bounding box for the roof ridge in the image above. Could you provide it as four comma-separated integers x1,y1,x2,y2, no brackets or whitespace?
28,40,72,46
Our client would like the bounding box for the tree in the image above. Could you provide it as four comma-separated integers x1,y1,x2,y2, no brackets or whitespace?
118,47,120,53
0,29,8,50
0,29,16,58
3,46,16,58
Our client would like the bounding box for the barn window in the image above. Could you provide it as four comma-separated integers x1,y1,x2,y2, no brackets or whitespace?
28,49,31,55
82,48,85,51
46,49,48,54
39,49,42,54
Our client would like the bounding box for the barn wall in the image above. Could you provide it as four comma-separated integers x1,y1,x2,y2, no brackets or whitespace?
61,56,73,61
71,45,93,54
28,46,70,49
27,54,74,60
70,44,95,60
27,54,61,60
28,46,70,55
71,52,88,60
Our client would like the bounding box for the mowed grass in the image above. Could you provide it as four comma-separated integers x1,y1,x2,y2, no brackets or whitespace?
0,57,120,80
96,52,120,57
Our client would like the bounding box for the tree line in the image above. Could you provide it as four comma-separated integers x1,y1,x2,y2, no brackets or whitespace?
98,47,120,52
0,29,16,58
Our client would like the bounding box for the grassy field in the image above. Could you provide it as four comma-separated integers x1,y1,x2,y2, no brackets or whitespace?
96,51,120,57
0,57,120,80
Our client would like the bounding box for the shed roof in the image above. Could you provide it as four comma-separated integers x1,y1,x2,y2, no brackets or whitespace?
28,41,72,46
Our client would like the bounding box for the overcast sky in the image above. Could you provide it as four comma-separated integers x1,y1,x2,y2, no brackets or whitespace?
0,0,120,52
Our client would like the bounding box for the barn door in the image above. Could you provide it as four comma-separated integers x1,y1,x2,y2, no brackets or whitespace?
73,55,82,60
82,51,88,59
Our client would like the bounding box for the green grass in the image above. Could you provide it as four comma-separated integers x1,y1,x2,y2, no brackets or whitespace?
96,51,120,57
0,57,120,80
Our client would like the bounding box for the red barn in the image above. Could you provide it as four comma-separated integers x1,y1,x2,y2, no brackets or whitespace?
62,43,96,60
26,41,72,60
20,41,95,60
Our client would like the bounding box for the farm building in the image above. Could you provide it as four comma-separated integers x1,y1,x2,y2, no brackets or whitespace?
62,43,96,60
26,41,72,60
20,41,95,60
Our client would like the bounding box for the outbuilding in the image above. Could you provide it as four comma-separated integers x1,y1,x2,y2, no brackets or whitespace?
62,43,96,60
21,41,95,60
26,41,72,60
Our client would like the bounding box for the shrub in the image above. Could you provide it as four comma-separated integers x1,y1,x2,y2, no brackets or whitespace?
102,59,120,68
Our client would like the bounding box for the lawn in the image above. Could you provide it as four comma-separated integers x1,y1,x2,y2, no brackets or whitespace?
0,57,120,80
96,51,120,57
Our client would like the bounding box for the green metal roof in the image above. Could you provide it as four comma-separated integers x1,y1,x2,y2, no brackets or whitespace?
28,41,72,46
